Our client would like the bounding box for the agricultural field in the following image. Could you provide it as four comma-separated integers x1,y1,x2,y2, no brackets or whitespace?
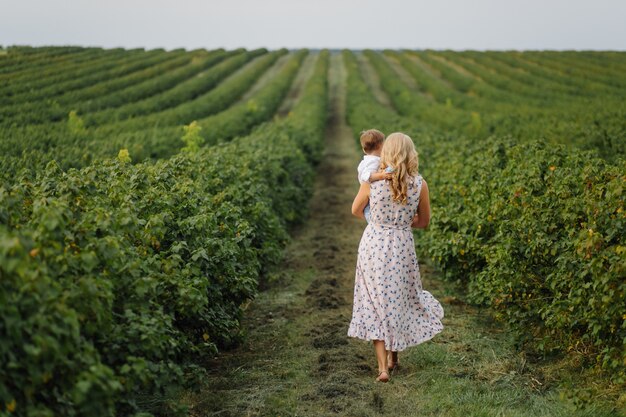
0,46,624,416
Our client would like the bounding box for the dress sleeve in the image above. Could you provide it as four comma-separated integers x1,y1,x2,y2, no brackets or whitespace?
359,169,372,183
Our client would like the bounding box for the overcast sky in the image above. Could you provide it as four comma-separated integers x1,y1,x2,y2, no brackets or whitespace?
1,0,625,51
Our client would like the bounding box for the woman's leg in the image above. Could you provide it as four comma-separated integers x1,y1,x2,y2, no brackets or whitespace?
373,340,389,381
387,350,399,369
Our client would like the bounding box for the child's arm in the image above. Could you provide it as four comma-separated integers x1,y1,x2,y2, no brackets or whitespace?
369,171,393,182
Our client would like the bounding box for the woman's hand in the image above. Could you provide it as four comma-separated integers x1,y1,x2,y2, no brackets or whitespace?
351,182,371,219
411,180,430,229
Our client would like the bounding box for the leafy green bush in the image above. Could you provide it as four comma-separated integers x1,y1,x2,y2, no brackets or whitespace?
0,50,329,416
428,141,626,381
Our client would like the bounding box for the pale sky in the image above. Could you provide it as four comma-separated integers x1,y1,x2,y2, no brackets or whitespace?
1,0,625,51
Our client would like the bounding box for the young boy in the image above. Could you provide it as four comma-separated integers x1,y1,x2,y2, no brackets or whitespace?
357,129,392,222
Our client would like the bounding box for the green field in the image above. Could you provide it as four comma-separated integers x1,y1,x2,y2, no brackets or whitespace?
0,46,624,416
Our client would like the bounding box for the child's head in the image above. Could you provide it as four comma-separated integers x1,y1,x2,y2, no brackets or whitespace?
360,129,385,154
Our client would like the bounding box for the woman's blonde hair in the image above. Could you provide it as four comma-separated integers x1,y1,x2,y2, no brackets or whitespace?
380,132,419,205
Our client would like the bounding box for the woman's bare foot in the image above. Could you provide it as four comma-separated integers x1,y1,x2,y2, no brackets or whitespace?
376,370,390,382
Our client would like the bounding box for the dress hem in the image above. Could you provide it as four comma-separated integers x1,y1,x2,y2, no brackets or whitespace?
347,322,443,352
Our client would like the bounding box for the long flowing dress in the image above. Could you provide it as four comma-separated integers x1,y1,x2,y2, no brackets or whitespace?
347,175,444,351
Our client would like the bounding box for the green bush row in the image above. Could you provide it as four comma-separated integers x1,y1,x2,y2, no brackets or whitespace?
0,50,329,417
0,47,101,77
200,49,309,145
94,49,283,132
522,51,626,89
0,48,131,93
75,50,231,116
0,49,278,173
423,139,626,383
363,50,471,133
83,49,251,124
2,52,193,125
1,49,176,107
375,50,626,162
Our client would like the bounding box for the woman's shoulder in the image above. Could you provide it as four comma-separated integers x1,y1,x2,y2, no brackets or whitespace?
410,173,424,185
408,174,424,195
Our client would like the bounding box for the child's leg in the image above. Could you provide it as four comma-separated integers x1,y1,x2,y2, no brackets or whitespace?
364,203,371,223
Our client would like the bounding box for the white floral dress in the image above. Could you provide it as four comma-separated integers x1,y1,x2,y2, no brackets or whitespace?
347,175,444,351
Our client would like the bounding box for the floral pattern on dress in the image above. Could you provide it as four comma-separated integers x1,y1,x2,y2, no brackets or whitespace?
347,175,444,351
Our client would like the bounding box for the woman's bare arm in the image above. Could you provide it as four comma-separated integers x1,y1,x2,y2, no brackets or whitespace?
411,180,430,229
351,182,371,219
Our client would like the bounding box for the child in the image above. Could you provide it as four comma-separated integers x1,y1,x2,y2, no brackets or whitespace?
357,129,393,222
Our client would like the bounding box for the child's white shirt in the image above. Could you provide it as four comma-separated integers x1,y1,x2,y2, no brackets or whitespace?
357,155,381,184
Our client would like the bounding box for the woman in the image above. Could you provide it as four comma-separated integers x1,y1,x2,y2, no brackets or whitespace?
347,132,444,383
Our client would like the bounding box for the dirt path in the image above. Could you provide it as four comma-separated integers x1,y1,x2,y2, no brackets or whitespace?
406,52,458,89
182,51,374,416
237,52,295,103
277,52,319,116
181,53,620,417
428,52,480,80
382,52,435,102
356,52,394,110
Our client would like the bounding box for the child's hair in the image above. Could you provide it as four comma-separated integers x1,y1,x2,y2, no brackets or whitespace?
380,132,419,205
359,129,385,153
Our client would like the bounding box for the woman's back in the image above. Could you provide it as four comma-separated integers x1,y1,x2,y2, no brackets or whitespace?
369,175,422,229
